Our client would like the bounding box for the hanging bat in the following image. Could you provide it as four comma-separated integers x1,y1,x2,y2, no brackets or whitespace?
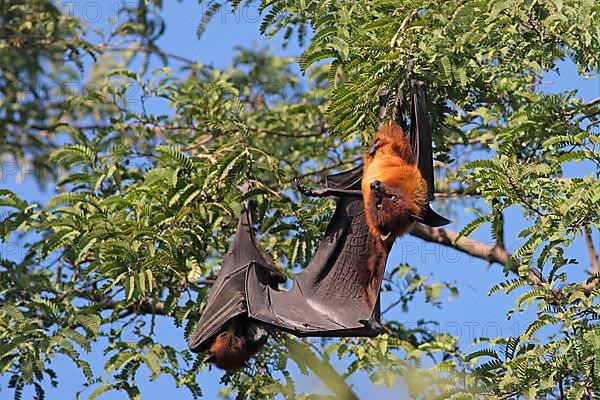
363,80,449,245
362,123,428,242
244,80,450,338
187,79,450,371
187,206,287,371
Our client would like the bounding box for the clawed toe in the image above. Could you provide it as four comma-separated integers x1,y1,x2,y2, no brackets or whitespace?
294,178,313,196
368,139,382,156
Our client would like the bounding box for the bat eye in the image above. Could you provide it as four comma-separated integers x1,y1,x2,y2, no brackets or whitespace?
376,204,382,210
391,195,398,202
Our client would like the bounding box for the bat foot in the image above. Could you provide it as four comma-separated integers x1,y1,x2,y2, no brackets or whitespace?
205,354,216,363
368,139,382,157
294,178,325,197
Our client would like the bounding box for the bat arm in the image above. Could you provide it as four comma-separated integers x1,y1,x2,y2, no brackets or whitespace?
294,178,362,198
358,318,385,336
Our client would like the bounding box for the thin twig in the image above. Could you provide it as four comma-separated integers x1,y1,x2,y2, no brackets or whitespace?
98,43,200,65
446,136,495,146
256,127,325,138
390,9,420,47
565,97,600,117
433,186,478,197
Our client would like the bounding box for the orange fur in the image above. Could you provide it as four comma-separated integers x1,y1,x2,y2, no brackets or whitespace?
207,319,263,372
362,124,427,242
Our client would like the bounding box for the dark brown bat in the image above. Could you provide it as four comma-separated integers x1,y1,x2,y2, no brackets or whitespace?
187,79,450,371
187,206,286,371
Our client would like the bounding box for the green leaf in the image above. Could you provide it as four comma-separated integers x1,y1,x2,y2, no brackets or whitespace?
88,384,114,400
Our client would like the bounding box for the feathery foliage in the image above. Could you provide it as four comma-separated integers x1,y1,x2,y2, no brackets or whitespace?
1,0,599,398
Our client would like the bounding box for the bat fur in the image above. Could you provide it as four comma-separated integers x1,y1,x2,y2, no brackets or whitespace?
207,316,267,371
362,124,427,244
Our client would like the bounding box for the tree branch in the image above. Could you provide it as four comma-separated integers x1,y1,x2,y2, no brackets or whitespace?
410,224,545,288
389,9,420,47
98,43,200,65
294,156,362,181
256,127,325,138
446,135,495,146
433,186,478,197
565,97,600,117
580,225,599,295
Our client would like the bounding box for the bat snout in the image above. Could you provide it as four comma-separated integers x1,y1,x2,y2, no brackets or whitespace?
370,180,382,191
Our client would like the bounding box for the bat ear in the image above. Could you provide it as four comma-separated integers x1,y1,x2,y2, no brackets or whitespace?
417,204,452,227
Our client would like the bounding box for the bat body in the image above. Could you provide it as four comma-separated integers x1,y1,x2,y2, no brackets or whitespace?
362,124,428,243
247,166,389,334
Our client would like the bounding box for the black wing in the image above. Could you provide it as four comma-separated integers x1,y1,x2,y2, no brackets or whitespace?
187,204,286,353
246,166,387,337
409,80,452,227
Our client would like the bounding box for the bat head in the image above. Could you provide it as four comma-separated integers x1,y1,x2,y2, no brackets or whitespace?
367,179,420,242
207,317,265,371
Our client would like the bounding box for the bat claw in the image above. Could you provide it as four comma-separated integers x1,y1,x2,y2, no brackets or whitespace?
205,354,216,363
359,319,385,335
368,139,382,157
379,231,391,242
295,178,325,197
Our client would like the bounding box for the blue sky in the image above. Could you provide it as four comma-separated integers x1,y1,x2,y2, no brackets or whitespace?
1,1,598,399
